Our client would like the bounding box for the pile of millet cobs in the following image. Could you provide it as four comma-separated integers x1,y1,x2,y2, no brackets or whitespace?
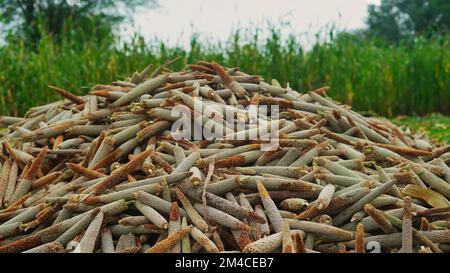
0,60,449,253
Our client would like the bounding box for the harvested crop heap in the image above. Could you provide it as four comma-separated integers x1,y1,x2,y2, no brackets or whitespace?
0,60,449,254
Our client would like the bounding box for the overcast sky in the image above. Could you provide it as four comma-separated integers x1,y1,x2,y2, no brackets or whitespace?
127,0,381,48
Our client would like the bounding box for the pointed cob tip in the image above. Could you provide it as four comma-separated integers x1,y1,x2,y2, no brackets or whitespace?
256,181,269,198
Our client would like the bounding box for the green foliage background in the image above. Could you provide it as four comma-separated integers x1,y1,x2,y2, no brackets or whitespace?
0,26,448,118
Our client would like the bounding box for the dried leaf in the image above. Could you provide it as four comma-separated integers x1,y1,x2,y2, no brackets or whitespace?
402,184,450,208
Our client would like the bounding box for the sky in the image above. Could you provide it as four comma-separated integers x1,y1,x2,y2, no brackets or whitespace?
127,0,381,48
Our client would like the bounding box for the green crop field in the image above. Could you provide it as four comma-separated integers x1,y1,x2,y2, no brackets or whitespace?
0,27,448,118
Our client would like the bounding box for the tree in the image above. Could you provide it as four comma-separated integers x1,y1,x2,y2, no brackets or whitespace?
0,0,158,46
367,0,450,42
